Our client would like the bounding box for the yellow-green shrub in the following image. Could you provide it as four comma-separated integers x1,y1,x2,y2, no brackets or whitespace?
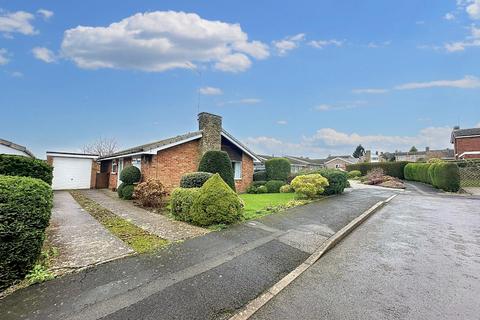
291,174,329,199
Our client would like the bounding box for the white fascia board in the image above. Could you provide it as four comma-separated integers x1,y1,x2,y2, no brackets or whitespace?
221,132,260,162
46,152,98,160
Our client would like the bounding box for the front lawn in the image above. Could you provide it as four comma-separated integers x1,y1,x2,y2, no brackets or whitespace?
240,193,298,220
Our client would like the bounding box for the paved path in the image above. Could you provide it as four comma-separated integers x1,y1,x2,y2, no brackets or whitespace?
0,187,394,320
252,192,480,320
80,189,208,241
48,191,133,272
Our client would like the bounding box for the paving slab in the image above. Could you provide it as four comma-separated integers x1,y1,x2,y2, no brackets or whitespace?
48,191,133,272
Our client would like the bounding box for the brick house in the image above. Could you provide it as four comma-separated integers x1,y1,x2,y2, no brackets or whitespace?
97,113,259,193
324,156,358,170
451,127,480,159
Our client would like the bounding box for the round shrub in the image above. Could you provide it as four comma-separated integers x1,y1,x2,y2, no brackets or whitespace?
427,158,443,164
198,151,235,191
265,180,285,193
170,187,200,222
246,185,257,194
0,175,53,290
191,174,242,226
279,184,293,193
122,184,135,200
120,165,141,184
253,171,267,181
265,158,291,181
291,174,329,199
256,185,268,194
347,170,362,179
180,172,213,188
0,154,53,185
133,179,168,208
117,182,125,198
252,181,266,187
315,169,349,195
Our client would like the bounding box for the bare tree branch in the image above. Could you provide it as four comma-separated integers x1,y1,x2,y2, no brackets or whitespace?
82,137,119,157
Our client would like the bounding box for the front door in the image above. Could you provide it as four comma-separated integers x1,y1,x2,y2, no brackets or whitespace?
117,158,123,187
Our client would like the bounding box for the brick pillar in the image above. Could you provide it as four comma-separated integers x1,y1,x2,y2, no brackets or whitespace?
198,112,222,155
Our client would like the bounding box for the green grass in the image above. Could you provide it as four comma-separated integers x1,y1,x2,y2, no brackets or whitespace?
240,193,300,220
70,191,169,253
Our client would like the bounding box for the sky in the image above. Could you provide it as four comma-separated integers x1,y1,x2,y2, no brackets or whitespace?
1,0,479,159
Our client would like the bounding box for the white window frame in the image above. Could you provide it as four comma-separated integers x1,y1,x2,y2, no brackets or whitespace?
232,161,242,180
111,160,118,173
132,156,142,170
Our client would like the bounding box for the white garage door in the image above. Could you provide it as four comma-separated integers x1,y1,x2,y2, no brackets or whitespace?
52,157,92,190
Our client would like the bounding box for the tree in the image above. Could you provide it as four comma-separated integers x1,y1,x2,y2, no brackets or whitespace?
409,146,418,153
198,151,235,190
352,145,365,158
82,137,118,157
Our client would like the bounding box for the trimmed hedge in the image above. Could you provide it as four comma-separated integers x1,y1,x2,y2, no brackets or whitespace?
180,172,213,188
346,161,409,179
0,154,53,185
191,174,242,226
121,184,135,200
313,169,349,195
120,166,141,184
404,162,460,192
117,182,125,198
265,180,285,193
253,171,267,182
252,181,266,187
404,163,431,184
170,187,200,222
0,175,53,290
265,158,291,181
198,151,235,191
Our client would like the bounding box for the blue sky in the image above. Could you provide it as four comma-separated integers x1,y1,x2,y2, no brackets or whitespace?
1,0,479,158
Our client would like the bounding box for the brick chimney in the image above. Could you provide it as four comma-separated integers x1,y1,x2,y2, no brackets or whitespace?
198,112,222,155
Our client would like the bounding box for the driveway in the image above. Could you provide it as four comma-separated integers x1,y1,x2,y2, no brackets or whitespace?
251,191,480,319
47,191,133,272
0,187,395,320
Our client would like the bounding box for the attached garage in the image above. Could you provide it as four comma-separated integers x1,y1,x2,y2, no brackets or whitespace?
46,152,98,190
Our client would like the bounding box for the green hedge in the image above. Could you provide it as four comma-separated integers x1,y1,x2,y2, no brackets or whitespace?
404,163,431,184
121,184,135,200
253,171,267,181
313,169,349,195
170,187,200,222
117,182,125,198
0,155,53,185
346,161,409,179
180,172,213,188
0,175,53,290
265,158,291,181
198,151,235,191
120,166,141,184
265,180,285,193
404,162,460,192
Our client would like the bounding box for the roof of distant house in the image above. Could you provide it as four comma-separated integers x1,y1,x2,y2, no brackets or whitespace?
451,127,480,143
324,155,359,164
0,138,35,158
256,155,327,166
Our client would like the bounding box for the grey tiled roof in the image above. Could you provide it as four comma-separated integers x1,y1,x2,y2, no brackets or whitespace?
0,138,35,158
452,128,480,138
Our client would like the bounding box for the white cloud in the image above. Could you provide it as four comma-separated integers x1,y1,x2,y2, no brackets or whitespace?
272,33,305,56
37,9,54,21
277,120,287,125
467,0,480,19
32,47,56,63
308,39,343,49
218,98,262,106
61,11,269,73
314,104,333,111
198,86,222,95
352,88,388,94
367,40,391,48
0,11,37,36
445,25,480,52
0,48,9,65
394,75,480,90
444,12,456,20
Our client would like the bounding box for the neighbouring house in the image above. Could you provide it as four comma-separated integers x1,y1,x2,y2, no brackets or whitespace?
97,113,259,193
0,138,35,158
255,155,325,173
451,127,480,159
46,152,99,190
394,147,455,162
324,155,359,170
362,150,381,163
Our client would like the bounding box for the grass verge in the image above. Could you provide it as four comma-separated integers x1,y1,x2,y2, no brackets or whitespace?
70,191,169,253
240,193,313,220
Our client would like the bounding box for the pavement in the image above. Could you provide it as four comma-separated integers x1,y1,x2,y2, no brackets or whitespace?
0,186,395,320
251,190,480,320
80,189,208,241
47,191,133,272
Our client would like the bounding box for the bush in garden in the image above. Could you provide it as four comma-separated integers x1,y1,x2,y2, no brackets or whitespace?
291,174,329,199
170,188,200,222
252,181,266,187
265,158,291,181
346,161,409,179
432,162,460,192
265,180,285,193
246,185,257,194
347,170,362,179
256,185,268,194
133,179,168,208
253,171,267,181
0,175,53,290
180,172,213,188
191,174,242,226
313,169,349,195
117,182,125,198
427,158,443,164
0,154,53,185
198,151,235,191
121,185,135,200
279,184,294,193
120,165,141,184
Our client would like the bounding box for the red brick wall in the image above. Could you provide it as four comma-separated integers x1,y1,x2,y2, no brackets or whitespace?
107,160,118,189
235,153,254,193
455,136,480,158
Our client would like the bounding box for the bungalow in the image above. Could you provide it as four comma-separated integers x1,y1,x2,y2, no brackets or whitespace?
395,147,454,162
451,127,480,159
324,155,358,170
255,155,325,173
97,113,260,193
0,138,35,158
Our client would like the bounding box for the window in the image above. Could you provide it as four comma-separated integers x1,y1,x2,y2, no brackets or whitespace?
335,164,341,169
132,156,141,170
232,161,242,180
111,160,118,173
